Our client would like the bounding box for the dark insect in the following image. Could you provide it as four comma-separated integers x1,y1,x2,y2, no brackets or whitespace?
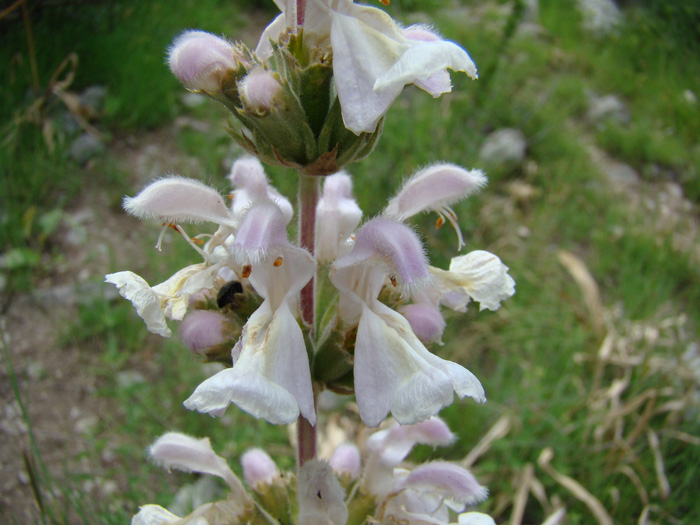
216,281,243,309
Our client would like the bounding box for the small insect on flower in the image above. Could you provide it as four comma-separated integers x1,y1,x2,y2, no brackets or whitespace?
217,280,244,309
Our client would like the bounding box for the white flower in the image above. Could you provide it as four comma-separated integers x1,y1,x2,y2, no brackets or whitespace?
431,251,516,312
184,202,316,425
105,264,220,337
330,218,485,427
257,0,477,134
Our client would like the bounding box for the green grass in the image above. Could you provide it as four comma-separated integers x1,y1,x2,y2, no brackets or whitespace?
2,0,699,523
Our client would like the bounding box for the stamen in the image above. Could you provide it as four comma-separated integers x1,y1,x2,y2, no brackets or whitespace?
435,215,445,229
441,206,465,250
380,0,390,5
155,223,169,251
273,256,283,267
389,275,398,287
172,224,211,262
242,264,252,278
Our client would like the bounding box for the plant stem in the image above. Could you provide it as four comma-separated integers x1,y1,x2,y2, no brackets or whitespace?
298,174,318,330
297,172,319,467
296,0,306,27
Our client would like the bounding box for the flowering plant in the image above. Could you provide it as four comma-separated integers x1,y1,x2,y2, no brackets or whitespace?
107,1,515,523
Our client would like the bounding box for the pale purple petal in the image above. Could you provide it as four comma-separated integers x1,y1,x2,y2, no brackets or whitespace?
315,173,363,262
399,461,489,506
384,164,487,219
232,202,290,263
149,432,246,496
179,310,228,352
239,69,282,113
329,443,361,479
168,31,241,92
336,218,429,288
229,157,293,223
400,302,446,343
241,449,279,487
123,176,236,228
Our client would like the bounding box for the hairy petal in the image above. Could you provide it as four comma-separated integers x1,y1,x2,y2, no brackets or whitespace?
399,461,489,506
149,432,247,497
123,176,236,227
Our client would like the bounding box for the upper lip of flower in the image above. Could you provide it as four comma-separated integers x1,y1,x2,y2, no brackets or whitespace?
257,0,478,134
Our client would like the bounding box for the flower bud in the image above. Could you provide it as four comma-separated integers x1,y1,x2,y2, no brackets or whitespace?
239,69,283,115
178,310,228,353
400,302,446,344
168,31,241,93
329,443,361,480
241,448,279,487
315,173,362,263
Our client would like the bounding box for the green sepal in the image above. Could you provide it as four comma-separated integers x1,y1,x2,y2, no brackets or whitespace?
313,328,353,384
250,477,294,525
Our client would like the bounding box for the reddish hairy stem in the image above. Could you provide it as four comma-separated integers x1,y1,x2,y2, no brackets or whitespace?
296,0,306,26
298,174,318,330
297,173,319,467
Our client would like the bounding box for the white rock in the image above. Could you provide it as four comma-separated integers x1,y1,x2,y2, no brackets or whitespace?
479,128,527,169
577,0,622,34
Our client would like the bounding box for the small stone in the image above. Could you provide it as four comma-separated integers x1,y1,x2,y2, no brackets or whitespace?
588,94,629,126
577,0,622,34
79,86,107,115
479,128,527,170
99,479,119,497
181,92,206,108
26,361,45,381
69,133,104,164
116,370,146,388
17,470,30,485
602,161,638,186
75,415,98,435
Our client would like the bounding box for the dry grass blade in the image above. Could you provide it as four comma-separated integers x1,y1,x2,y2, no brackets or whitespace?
463,415,511,469
541,507,567,525
509,463,533,525
557,250,604,334
537,448,614,525
616,465,648,506
645,429,670,500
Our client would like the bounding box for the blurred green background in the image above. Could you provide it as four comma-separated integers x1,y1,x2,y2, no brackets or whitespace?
1,0,699,523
